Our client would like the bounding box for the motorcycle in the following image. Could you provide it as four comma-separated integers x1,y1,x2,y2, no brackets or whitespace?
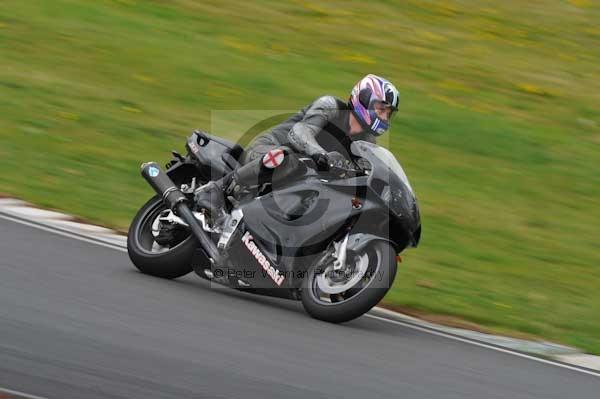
127,130,421,323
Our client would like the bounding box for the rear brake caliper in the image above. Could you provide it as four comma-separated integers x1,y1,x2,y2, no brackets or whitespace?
154,210,188,247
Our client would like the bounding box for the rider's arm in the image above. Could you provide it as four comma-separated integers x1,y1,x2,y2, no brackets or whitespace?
287,96,338,157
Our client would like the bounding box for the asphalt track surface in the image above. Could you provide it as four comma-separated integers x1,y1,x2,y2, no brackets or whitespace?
1,217,599,399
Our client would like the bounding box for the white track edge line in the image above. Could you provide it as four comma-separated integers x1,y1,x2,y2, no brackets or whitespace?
365,314,600,378
0,213,127,253
1,211,599,378
0,386,49,399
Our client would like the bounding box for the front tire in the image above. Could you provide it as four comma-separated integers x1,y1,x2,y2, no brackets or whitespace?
301,241,397,323
127,195,196,279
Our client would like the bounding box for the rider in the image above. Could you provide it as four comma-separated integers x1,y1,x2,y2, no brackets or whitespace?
194,74,400,215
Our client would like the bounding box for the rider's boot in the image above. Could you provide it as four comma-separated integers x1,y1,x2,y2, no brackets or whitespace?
193,155,268,216
192,174,232,218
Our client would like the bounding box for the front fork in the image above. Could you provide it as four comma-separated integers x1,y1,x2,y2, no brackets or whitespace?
332,232,350,271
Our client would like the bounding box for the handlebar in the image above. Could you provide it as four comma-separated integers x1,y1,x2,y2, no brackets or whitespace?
327,163,364,176
299,157,366,178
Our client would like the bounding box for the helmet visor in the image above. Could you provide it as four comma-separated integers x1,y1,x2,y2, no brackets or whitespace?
367,100,397,135
372,100,398,123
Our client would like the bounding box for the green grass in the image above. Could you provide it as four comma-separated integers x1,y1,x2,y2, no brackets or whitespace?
1,0,599,352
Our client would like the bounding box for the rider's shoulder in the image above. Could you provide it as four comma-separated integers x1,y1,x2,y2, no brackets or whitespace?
310,95,346,110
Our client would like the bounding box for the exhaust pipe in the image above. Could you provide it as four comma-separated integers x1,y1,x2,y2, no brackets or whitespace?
141,162,221,264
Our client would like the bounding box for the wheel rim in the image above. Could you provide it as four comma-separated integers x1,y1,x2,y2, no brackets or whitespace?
310,246,384,306
136,199,192,255
316,253,369,295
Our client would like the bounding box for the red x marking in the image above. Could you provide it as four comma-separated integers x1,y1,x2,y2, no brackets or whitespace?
262,149,285,169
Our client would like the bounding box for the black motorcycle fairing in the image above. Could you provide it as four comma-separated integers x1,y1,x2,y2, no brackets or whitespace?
350,141,421,248
219,229,298,290
165,158,203,186
242,178,363,248
186,130,244,178
232,175,373,290
225,142,420,290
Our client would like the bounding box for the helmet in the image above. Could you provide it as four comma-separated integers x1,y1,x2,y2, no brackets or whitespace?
349,74,400,136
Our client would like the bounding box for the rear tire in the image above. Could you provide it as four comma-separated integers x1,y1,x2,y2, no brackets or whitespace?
127,196,196,279
301,241,397,323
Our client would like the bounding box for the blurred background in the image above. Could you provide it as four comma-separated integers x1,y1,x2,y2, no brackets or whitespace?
0,1,598,353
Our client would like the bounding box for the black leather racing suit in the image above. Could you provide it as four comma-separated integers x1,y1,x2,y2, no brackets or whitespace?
240,95,375,164
194,96,377,215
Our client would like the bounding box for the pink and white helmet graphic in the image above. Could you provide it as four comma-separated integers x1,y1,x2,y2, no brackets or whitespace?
349,74,400,136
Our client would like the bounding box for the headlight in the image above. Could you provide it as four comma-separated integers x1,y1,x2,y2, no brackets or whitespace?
380,185,404,216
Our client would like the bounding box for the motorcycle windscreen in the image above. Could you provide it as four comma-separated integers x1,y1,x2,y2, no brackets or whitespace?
350,141,414,195
351,140,421,246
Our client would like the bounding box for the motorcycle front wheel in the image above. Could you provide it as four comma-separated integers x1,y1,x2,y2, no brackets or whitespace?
301,240,397,323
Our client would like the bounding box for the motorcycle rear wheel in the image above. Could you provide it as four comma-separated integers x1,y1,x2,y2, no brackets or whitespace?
127,195,196,279
301,240,397,323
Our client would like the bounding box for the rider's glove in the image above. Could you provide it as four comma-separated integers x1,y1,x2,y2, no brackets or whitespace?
311,151,349,171
326,151,347,169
